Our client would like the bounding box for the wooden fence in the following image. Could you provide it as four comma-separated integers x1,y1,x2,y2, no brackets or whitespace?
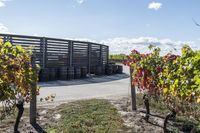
0,34,109,74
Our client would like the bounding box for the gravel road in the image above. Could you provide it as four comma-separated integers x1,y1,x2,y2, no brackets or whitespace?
37,65,132,107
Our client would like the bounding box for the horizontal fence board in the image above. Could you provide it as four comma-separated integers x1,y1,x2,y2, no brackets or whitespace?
0,34,109,71
11,38,41,41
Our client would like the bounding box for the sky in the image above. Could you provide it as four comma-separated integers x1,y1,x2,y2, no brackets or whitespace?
0,0,200,54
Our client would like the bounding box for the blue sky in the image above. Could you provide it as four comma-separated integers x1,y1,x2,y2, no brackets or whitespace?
0,0,200,54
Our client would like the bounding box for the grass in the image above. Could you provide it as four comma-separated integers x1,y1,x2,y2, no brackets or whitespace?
47,99,123,133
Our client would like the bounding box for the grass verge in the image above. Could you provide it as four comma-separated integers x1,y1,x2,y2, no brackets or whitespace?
47,99,123,133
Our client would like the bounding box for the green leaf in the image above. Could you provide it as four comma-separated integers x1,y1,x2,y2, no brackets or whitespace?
148,44,155,50
16,45,25,53
4,42,12,47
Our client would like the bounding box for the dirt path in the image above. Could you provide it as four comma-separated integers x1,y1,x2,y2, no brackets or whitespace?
110,97,164,133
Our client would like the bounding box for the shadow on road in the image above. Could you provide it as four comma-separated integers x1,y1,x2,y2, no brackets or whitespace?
39,73,130,88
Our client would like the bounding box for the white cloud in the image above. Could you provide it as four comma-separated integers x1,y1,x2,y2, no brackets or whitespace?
75,0,87,4
65,36,197,55
0,23,9,33
0,0,11,7
65,37,98,43
33,33,39,36
0,1,5,7
148,2,162,10
100,37,197,55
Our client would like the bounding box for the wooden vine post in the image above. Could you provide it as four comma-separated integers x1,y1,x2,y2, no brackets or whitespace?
30,54,37,125
130,67,137,111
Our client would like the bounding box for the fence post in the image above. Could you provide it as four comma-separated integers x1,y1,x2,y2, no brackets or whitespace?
130,68,137,111
40,38,45,69
107,46,109,64
9,36,13,44
88,43,91,76
3,36,6,43
100,45,103,66
30,54,37,125
69,41,73,67
6,35,12,43
43,38,47,68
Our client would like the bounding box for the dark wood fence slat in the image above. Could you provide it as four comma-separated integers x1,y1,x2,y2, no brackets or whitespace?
0,34,109,68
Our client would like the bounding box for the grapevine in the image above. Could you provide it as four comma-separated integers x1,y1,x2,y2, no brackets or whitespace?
125,44,200,122
160,45,200,119
126,45,163,97
0,39,40,120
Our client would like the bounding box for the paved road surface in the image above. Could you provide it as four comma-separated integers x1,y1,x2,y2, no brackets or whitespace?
37,65,131,107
